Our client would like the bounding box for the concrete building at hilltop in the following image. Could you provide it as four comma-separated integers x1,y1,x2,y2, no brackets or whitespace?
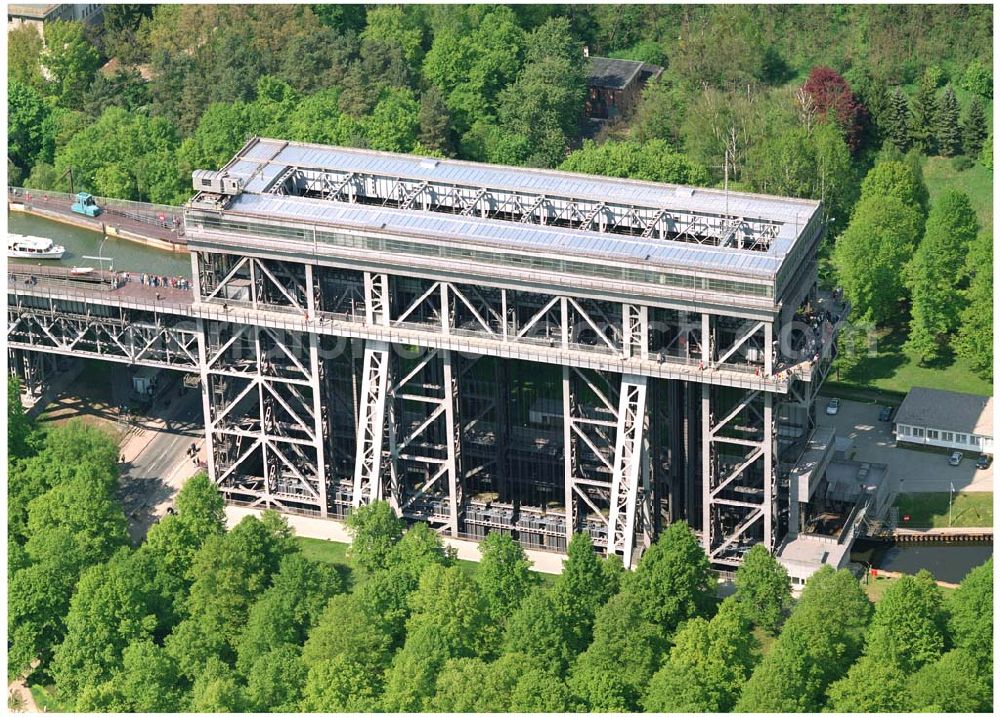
7,3,103,36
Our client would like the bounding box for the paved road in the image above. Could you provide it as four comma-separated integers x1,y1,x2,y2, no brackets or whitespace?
817,398,992,494
120,386,204,542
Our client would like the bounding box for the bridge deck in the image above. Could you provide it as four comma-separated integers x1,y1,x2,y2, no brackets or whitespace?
9,265,194,305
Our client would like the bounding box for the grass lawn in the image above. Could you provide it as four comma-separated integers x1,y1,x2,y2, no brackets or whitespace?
295,536,558,588
29,684,71,713
893,492,993,529
922,155,993,232
862,572,957,602
827,326,993,400
862,574,897,602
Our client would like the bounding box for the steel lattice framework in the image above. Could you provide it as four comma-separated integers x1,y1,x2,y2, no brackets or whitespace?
7,137,841,569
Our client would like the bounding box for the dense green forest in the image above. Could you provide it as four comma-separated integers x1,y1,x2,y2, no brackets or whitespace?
6,378,994,712
6,4,994,381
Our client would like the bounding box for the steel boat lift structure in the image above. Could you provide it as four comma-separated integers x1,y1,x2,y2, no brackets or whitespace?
10,137,842,569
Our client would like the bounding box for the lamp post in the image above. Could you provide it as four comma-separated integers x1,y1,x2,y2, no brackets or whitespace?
82,235,113,273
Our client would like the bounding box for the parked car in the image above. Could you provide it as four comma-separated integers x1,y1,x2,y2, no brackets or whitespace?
878,406,893,422
948,451,963,466
825,398,841,415
975,454,992,470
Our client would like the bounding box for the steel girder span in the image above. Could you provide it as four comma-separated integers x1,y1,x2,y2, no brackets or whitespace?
6,269,806,569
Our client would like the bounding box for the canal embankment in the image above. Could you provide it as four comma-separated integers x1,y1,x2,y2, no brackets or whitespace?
8,187,188,254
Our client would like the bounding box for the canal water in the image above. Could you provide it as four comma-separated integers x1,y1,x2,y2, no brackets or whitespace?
8,212,191,278
854,541,993,584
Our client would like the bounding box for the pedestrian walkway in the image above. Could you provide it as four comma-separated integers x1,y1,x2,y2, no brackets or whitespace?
224,505,568,574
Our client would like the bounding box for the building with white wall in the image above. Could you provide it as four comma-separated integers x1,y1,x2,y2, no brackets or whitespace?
894,387,993,455
8,3,102,36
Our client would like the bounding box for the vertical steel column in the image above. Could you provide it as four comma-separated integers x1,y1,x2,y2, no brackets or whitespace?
701,383,712,551
190,251,203,301
562,365,574,545
441,349,460,536
764,322,774,376
607,374,648,568
352,341,390,506
365,272,390,326
254,325,271,503
195,317,217,482
440,283,450,336
354,271,392,507
305,264,328,517
560,296,569,349
764,391,774,550
701,313,712,550
623,304,648,360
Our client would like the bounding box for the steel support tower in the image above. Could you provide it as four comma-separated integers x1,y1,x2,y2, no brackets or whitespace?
9,137,840,568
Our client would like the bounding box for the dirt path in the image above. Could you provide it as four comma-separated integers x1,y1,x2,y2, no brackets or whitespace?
8,676,43,713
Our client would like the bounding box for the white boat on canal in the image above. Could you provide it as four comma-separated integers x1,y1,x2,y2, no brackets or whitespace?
8,234,66,260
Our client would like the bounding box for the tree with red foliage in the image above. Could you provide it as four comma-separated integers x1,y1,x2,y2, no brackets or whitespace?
802,67,866,152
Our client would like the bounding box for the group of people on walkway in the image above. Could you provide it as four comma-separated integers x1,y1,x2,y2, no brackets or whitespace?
113,272,192,291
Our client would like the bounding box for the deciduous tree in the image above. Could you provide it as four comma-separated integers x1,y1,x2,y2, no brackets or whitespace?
244,644,308,712
834,195,923,325
864,570,946,672
236,553,342,674
365,87,421,153
734,544,791,633
955,231,993,380
300,654,383,712
736,566,871,712
476,532,538,627
551,532,623,653
801,66,865,150
50,550,159,704
302,593,395,673
188,657,245,712
503,587,575,677
825,654,911,712
43,21,101,107
568,592,665,711
76,640,184,713
625,520,714,639
946,558,992,675
643,598,759,712
8,24,46,90
906,191,979,361
907,649,992,712
561,139,710,185
345,500,405,574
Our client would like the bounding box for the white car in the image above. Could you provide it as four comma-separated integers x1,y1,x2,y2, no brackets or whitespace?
948,451,963,466
825,398,841,415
